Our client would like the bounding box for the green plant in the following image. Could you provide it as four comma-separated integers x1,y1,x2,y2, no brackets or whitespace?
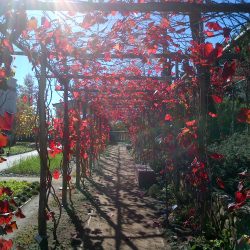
0,180,30,200
3,154,62,175
209,130,250,194
3,142,35,156
148,184,161,198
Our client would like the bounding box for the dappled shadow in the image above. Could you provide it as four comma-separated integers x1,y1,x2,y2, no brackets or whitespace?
64,204,105,250
72,145,165,250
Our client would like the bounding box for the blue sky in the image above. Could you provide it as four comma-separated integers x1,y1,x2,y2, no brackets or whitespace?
13,54,62,108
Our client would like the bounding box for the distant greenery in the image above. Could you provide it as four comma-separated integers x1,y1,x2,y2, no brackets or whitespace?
3,154,62,175
3,142,36,156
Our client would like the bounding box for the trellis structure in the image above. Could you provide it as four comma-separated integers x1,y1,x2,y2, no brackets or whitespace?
0,1,250,249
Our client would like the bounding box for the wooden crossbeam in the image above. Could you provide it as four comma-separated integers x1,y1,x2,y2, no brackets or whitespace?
44,74,170,81
4,1,250,13
13,51,183,59
13,50,241,62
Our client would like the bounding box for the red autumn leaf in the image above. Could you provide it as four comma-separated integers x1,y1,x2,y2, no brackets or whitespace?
0,157,7,164
53,169,60,179
185,120,196,127
0,133,8,147
203,43,214,58
55,85,62,91
206,22,222,31
0,112,14,131
159,169,165,175
22,95,28,103
216,177,225,189
45,211,55,221
0,239,13,250
49,150,56,158
211,95,223,104
222,61,236,81
223,28,231,39
228,201,245,211
164,114,173,121
2,39,14,53
234,46,240,53
41,16,51,28
215,43,223,58
209,153,224,160
0,69,6,78
15,208,25,219
208,112,218,118
10,221,18,231
104,52,111,61
160,18,170,28
204,31,214,37
237,108,250,124
3,187,12,196
4,224,13,234
73,91,80,99
0,200,10,213
9,198,17,207
247,190,250,199
83,152,88,160
235,191,247,204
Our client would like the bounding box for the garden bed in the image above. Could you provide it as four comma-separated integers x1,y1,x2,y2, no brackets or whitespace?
3,142,36,156
0,180,39,209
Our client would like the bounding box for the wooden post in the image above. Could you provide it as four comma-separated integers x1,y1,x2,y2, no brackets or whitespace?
62,78,70,206
37,45,49,249
75,101,81,189
189,11,208,159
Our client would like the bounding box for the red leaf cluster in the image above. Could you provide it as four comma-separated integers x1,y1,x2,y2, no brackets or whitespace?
187,157,209,188
0,239,13,250
237,108,250,124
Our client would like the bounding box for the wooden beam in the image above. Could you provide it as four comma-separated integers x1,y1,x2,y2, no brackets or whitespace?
42,74,171,81
5,1,250,13
13,50,242,62
13,51,183,60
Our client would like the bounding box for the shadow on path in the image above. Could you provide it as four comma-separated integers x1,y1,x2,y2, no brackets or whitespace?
66,145,166,250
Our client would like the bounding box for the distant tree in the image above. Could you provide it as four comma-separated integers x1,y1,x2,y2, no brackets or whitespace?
17,73,38,106
14,74,38,139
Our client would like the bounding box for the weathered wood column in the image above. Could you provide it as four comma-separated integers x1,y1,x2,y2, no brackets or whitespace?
37,45,49,249
61,78,70,206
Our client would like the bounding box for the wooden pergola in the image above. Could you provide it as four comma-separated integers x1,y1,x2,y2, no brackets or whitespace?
1,1,249,249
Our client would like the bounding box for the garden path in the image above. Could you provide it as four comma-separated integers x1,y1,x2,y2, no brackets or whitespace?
4,145,169,249
78,144,169,249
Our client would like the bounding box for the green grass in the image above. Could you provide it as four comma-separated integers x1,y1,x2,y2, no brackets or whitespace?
3,142,36,156
3,154,62,175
